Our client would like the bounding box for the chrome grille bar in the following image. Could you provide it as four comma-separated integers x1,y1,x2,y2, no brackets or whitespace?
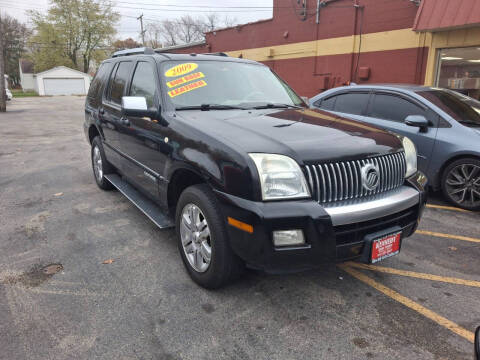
305,152,406,204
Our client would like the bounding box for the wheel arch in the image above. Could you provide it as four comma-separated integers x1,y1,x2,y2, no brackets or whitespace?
88,124,102,144
167,165,211,214
437,153,480,190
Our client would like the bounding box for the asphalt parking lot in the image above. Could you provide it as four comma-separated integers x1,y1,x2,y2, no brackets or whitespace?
0,96,479,360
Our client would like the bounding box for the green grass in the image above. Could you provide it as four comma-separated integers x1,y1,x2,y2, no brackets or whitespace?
12,89,39,97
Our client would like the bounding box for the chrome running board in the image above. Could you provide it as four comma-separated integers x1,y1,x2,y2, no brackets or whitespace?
105,174,174,229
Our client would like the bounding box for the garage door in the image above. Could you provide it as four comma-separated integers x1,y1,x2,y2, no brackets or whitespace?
43,78,85,95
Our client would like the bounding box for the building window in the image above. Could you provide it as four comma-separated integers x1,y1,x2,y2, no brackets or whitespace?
436,47,480,100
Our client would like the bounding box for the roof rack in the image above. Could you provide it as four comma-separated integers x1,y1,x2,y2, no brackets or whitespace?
112,47,155,58
202,52,229,57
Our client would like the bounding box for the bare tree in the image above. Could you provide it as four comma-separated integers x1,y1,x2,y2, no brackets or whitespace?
222,15,238,28
199,13,237,33
144,13,239,49
160,19,179,47
145,23,163,49
176,15,204,44
203,13,221,33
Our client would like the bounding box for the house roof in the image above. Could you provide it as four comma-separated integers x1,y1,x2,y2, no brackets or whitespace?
35,66,90,77
155,41,206,53
19,59,34,74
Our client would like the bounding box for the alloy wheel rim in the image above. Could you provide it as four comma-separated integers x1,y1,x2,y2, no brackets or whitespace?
446,163,480,207
180,203,212,273
93,146,103,182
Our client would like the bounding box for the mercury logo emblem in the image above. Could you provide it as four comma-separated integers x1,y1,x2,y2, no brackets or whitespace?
361,163,380,191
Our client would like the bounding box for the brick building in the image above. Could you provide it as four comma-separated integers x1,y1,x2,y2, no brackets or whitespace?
158,0,480,99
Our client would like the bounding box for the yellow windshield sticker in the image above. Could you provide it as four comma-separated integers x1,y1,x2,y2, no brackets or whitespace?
168,80,207,98
165,63,198,77
166,72,205,88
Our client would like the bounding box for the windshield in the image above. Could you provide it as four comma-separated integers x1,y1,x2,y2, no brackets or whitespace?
417,89,480,127
161,60,304,109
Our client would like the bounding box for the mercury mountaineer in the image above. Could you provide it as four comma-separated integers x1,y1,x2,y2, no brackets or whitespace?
84,48,427,288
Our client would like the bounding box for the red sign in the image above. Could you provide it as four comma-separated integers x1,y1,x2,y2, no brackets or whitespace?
166,72,205,88
167,80,207,98
371,232,401,263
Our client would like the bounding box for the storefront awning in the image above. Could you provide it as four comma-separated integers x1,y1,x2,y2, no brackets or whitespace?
413,0,480,32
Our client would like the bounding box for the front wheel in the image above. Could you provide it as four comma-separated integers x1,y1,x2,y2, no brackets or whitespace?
175,184,244,289
441,158,480,211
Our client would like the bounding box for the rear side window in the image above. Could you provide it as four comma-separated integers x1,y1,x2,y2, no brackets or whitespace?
370,94,426,122
87,62,112,106
129,62,157,108
333,93,369,115
109,61,133,105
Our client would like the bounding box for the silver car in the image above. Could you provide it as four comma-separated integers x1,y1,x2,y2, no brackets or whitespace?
5,88,12,101
310,85,480,210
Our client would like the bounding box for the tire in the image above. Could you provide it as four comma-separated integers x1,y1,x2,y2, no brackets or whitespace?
91,136,114,191
441,157,480,211
175,184,244,289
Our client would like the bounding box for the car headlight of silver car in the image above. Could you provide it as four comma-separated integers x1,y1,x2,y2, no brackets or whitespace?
402,136,417,178
249,153,310,200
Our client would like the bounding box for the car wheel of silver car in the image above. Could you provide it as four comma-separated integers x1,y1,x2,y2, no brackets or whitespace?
442,158,480,211
175,184,244,289
91,137,114,191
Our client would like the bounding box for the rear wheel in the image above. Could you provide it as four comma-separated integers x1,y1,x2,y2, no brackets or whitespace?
441,158,480,211
91,137,114,191
175,184,244,288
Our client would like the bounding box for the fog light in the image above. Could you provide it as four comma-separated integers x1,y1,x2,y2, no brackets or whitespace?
273,230,305,247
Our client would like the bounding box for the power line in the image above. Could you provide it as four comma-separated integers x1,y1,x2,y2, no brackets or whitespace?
1,0,278,10
0,1,273,13
113,1,277,9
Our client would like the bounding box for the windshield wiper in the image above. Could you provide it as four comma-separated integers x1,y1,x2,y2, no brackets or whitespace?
175,104,247,111
250,103,303,110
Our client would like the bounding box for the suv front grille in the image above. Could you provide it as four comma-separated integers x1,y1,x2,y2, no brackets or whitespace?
304,152,406,204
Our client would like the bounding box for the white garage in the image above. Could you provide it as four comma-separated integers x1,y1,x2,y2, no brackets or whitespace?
35,66,91,96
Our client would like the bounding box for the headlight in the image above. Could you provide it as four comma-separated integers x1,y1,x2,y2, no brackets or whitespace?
249,153,310,200
402,136,417,177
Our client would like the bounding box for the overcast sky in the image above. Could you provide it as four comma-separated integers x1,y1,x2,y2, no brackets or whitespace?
1,0,274,41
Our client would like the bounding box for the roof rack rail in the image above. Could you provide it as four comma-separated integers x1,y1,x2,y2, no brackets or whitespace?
112,47,155,58
202,52,229,57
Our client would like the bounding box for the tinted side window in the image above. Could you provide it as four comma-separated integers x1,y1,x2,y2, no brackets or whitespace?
333,93,369,115
110,62,133,104
87,62,112,106
370,94,426,122
316,96,336,110
129,62,157,108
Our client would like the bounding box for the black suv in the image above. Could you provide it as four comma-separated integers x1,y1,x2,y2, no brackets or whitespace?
84,47,427,288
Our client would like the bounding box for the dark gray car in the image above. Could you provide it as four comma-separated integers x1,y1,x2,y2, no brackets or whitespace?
310,84,480,210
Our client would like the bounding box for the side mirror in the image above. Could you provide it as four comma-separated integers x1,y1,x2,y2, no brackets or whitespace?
121,96,157,118
301,96,310,106
405,115,429,130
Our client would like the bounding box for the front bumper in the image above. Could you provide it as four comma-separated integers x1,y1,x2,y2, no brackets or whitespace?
215,171,427,273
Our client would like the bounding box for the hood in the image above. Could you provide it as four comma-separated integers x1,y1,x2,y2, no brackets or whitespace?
176,108,403,163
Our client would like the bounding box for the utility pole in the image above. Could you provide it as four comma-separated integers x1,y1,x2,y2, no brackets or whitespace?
137,14,146,46
0,15,6,112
